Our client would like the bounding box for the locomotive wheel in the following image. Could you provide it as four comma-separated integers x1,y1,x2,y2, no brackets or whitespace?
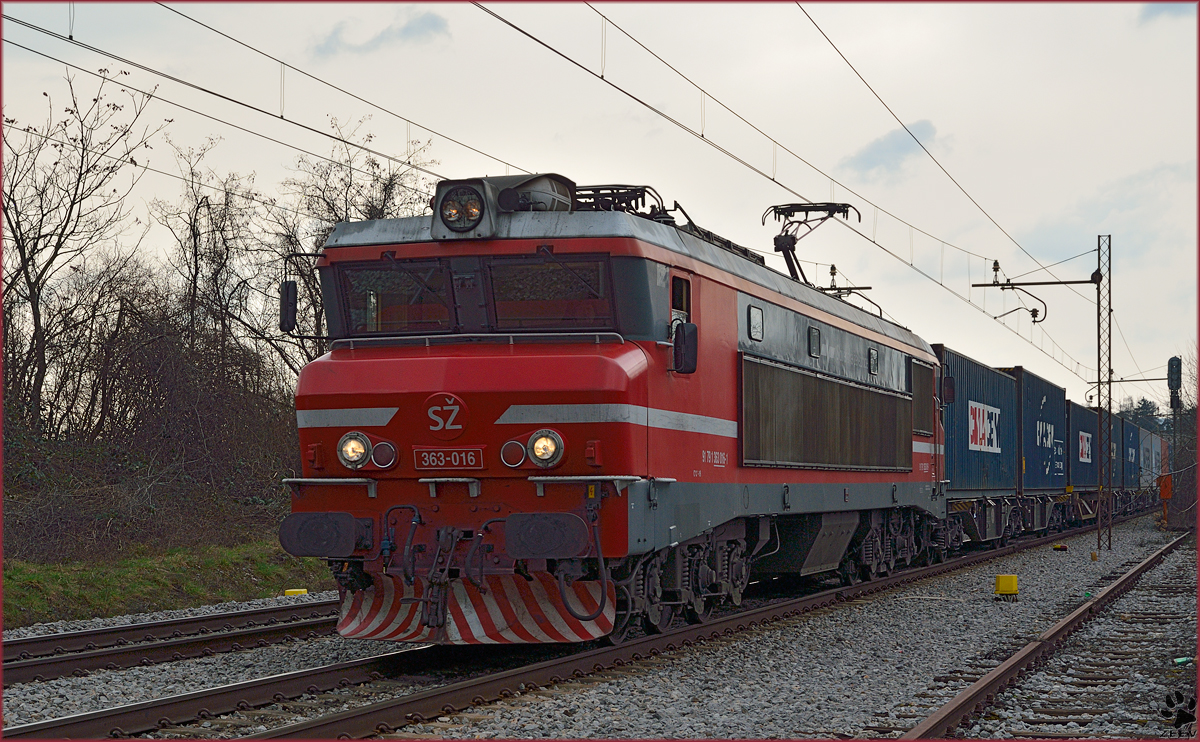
837,556,862,586
641,551,674,634
727,543,751,606
643,602,676,634
684,594,713,624
603,584,637,646
604,614,637,645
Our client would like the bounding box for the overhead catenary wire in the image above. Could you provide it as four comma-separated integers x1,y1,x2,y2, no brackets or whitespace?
799,6,1164,401
475,3,1094,382
582,2,994,263
2,38,437,204
153,1,531,177
795,3,1098,309
10,122,327,232
2,14,450,187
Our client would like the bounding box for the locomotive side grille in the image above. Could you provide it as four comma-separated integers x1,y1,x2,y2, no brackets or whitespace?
911,360,935,436
742,354,912,470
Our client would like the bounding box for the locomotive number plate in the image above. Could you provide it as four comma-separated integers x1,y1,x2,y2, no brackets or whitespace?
413,447,485,470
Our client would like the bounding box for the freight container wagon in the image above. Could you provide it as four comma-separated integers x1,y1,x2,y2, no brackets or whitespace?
934,346,1020,542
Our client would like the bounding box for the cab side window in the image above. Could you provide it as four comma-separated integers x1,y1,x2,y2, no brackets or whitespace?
670,276,691,340
671,276,691,322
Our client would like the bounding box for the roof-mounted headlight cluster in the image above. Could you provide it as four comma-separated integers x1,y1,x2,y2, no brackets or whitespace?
439,186,485,233
430,174,576,241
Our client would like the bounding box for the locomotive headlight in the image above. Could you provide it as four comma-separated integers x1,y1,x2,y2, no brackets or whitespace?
528,429,564,467
338,431,372,470
439,186,484,232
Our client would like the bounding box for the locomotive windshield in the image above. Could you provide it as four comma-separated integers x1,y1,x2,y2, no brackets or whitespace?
341,261,454,334
487,256,614,330
336,254,616,335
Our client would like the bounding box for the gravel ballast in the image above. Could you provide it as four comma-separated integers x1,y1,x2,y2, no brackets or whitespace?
2,515,1187,738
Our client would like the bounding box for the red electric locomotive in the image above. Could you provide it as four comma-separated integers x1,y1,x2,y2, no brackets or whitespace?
278,174,951,645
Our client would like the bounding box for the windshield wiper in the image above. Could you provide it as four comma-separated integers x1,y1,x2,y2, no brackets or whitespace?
535,245,603,299
382,253,453,314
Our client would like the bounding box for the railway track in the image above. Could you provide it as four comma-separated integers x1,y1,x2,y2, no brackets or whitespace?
5,512,1170,739
894,530,1194,739
4,515,1142,740
2,599,339,686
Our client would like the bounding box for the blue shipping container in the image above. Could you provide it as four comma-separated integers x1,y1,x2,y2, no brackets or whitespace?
1067,402,1098,490
1092,410,1121,488
934,345,1017,495
999,366,1067,493
1122,418,1141,489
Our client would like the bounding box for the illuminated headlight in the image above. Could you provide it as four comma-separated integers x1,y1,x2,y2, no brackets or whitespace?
439,186,484,232
527,429,564,467
338,432,372,470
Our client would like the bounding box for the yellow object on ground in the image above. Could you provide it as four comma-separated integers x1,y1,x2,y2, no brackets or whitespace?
284,588,308,596
994,575,1018,595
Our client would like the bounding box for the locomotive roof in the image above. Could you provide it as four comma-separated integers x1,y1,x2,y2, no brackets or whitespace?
325,210,934,356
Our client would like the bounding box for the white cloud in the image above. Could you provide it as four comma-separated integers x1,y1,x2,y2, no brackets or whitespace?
311,11,449,58
838,120,940,179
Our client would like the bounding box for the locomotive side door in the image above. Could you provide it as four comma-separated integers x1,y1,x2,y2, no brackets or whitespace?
648,267,702,481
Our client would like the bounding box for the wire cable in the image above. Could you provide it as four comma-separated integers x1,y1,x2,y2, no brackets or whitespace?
2,14,449,185
474,2,1096,382
152,2,531,177
3,38,437,203
796,3,1098,308
584,3,993,262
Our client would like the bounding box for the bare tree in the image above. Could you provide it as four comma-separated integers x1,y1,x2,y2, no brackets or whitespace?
256,117,436,372
2,71,168,433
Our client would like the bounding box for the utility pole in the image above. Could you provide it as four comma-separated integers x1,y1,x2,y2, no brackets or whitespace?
1095,236,1112,551
971,235,1113,549
1168,355,1182,526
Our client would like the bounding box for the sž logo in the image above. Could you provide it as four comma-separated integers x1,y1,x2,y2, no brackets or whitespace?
967,400,1001,453
425,392,469,441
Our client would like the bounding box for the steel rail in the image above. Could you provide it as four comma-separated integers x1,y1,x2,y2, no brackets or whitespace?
242,520,1136,739
899,530,1192,739
3,615,339,687
3,598,339,663
1,646,446,739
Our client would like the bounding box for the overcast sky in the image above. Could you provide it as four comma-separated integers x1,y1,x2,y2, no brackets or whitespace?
3,2,1196,409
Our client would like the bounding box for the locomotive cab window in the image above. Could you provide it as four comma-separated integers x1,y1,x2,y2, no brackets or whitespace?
808,326,821,358
341,260,454,335
486,254,615,331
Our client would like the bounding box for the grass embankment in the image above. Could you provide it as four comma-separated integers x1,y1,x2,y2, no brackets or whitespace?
3,540,338,629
